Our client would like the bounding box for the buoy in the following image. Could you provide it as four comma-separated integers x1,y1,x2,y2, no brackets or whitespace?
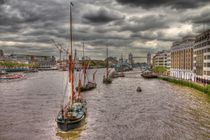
136,87,142,92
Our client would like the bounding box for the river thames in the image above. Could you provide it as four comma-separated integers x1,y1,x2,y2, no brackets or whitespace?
0,69,210,140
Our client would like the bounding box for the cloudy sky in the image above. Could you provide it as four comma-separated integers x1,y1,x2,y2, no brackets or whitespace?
0,0,210,61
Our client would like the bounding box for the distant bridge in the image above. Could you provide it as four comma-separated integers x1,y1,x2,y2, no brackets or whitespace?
132,56,147,59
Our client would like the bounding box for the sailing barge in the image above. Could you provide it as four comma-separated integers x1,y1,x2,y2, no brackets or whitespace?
103,47,112,84
56,2,86,131
76,43,97,92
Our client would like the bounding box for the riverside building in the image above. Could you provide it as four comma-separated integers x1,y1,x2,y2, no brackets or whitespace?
170,36,195,80
193,29,210,83
152,50,170,68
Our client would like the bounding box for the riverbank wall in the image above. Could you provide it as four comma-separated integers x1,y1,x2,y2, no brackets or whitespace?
158,76,210,96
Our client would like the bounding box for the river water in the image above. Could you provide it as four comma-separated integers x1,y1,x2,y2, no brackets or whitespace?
0,69,210,140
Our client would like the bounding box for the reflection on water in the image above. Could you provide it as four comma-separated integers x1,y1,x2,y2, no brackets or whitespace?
56,121,87,140
0,69,210,140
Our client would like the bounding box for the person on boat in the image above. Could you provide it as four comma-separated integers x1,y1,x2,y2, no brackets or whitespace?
61,105,64,119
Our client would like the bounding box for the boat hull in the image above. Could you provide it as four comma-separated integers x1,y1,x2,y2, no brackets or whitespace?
56,114,85,131
103,78,112,84
141,73,158,79
56,101,87,132
76,82,97,92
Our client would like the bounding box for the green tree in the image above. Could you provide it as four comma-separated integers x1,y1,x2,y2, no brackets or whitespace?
152,66,167,74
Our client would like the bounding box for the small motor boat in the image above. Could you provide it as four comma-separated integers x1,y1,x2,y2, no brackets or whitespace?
0,73,24,80
136,87,142,92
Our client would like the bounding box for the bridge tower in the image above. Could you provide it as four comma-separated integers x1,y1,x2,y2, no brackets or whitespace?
128,52,134,66
147,51,151,67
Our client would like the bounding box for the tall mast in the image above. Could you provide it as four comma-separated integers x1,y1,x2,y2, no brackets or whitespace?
82,41,84,60
106,46,108,79
70,2,73,56
83,41,86,86
69,2,74,105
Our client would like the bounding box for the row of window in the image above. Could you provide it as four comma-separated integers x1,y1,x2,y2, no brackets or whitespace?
194,48,210,54
194,41,210,49
195,34,210,43
204,63,210,67
204,71,210,76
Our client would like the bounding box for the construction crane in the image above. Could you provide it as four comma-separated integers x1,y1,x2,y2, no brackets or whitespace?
51,39,64,62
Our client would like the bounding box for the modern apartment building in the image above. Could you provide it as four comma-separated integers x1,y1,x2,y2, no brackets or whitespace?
152,50,170,68
166,51,171,69
193,29,210,82
170,36,195,80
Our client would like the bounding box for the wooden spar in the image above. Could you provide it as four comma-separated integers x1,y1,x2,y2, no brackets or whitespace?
106,46,108,79
82,42,86,86
69,55,72,83
70,2,73,55
82,42,84,60
78,71,81,97
69,2,74,105
71,58,75,102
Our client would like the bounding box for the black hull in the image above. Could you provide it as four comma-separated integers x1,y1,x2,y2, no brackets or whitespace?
56,114,86,132
76,83,97,92
103,78,112,84
141,74,158,79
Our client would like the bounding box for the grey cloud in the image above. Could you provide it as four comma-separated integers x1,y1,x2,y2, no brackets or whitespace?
0,0,210,60
131,31,179,42
0,0,5,5
189,9,210,24
116,0,210,9
120,15,169,32
82,7,124,24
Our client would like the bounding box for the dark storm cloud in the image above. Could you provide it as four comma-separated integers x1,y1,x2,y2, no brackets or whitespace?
82,7,124,24
0,0,5,5
0,0,210,60
116,0,210,9
188,9,210,24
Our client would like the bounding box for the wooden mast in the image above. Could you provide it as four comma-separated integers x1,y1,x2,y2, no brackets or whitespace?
69,2,74,105
106,46,108,79
83,42,84,60
78,72,81,97
83,42,86,86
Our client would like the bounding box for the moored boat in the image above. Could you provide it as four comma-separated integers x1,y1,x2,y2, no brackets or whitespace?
75,45,97,92
56,2,86,132
103,46,112,84
56,100,87,131
76,81,97,92
0,73,24,80
141,71,157,79
103,76,112,84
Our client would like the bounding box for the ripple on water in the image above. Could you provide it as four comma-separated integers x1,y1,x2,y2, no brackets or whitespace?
0,70,210,140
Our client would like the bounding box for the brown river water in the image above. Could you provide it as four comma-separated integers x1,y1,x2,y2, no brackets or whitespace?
0,69,210,140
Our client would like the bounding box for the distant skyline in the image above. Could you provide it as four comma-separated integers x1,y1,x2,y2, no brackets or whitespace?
0,0,210,61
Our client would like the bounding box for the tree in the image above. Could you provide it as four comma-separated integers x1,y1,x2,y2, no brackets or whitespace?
152,66,167,74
